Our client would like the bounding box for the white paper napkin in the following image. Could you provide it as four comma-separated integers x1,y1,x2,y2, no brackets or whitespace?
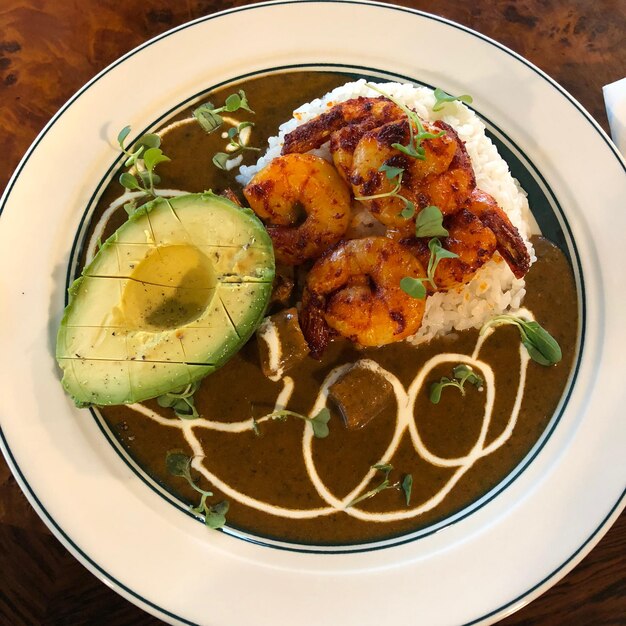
603,77,626,157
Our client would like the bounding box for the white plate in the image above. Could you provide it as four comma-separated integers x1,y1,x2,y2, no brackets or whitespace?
1,2,624,624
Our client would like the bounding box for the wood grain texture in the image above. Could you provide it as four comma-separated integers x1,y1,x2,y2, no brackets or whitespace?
1,0,624,624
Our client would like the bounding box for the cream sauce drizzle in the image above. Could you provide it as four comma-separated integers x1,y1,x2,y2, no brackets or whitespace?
256,318,283,382
127,318,533,523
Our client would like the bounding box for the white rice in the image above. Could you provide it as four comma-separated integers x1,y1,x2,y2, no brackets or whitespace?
238,79,535,345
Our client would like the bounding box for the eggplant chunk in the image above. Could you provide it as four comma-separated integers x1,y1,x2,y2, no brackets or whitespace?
328,364,394,429
257,307,310,379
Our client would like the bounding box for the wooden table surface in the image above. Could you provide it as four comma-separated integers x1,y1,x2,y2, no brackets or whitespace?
1,1,624,624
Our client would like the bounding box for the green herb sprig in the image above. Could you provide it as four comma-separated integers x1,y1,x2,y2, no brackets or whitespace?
347,464,413,508
481,315,562,366
261,407,331,439
213,121,261,170
166,451,229,529
157,381,201,419
368,83,446,161
432,87,473,112
354,164,415,217
116,127,170,215
401,474,413,506
192,90,260,168
400,237,459,299
192,90,253,133
429,364,484,404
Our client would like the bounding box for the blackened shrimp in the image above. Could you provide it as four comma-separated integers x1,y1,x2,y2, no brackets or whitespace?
300,237,427,357
400,209,497,292
467,189,531,278
350,119,475,231
243,154,351,265
281,97,404,156
399,194,530,291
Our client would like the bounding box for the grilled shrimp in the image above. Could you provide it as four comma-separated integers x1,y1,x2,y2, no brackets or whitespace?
272,97,530,281
282,98,472,220
300,237,427,357
466,189,530,278
282,97,404,156
243,154,351,265
399,192,530,290
400,209,497,292
350,119,475,231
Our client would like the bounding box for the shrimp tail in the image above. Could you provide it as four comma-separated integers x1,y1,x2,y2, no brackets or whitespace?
282,106,347,154
467,190,531,279
299,290,330,359
478,211,530,278
219,188,243,207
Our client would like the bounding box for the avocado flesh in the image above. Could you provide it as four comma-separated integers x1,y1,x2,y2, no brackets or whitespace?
56,193,274,406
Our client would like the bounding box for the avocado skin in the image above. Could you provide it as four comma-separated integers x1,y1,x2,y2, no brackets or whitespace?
56,192,274,406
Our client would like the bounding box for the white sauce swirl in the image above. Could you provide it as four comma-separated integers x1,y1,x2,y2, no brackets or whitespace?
256,318,283,382
127,324,533,523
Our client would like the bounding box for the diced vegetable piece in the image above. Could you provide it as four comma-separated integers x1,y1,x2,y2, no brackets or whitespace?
328,365,394,429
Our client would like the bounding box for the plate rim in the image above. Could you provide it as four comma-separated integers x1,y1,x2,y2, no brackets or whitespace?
68,61,585,555
1,2,625,625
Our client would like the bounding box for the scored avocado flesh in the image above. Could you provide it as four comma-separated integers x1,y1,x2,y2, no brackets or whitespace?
56,193,275,406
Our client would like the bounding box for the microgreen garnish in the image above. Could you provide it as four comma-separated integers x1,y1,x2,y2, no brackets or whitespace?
251,416,261,437
400,204,416,219
379,163,404,179
400,237,459,299
401,474,413,506
261,407,331,439
430,364,484,404
354,164,415,217
368,83,446,161
166,451,228,529
192,90,253,133
123,199,138,216
347,464,414,508
399,276,427,300
193,91,259,170
414,205,449,237
432,87,473,112
116,127,170,209
213,121,261,170
480,315,562,366
347,464,394,507
157,381,201,419
117,125,131,150
426,237,459,277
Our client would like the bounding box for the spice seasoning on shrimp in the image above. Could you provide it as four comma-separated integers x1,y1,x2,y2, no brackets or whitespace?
243,153,351,265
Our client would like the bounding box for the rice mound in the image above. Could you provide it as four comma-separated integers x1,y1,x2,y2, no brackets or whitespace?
238,79,535,345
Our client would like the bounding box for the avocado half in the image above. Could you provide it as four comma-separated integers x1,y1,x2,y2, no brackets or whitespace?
56,192,275,406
